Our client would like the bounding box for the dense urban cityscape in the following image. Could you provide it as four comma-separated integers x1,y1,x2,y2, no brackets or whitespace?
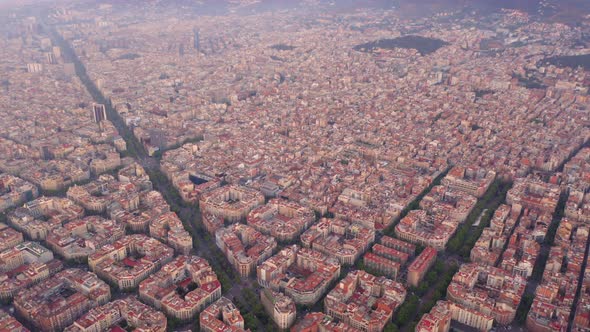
0,0,589,331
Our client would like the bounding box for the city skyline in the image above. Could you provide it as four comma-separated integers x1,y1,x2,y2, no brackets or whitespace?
0,1,589,331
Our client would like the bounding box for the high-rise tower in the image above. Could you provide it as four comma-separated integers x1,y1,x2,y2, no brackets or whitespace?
193,28,200,51
92,103,107,123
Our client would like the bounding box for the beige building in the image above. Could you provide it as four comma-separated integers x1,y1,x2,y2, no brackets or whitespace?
200,185,265,223
139,255,222,321
260,289,296,330
88,234,174,290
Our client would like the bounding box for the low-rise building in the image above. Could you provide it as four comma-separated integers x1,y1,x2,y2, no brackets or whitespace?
364,252,401,280
447,264,527,327
324,270,407,332
216,223,276,277
0,310,29,332
300,218,374,265
395,210,455,250
0,174,39,212
441,165,495,198
45,216,125,261
200,297,250,332
416,300,451,332
565,190,590,223
200,185,265,223
381,235,416,256
149,211,192,254
0,242,63,301
67,175,141,214
65,296,166,332
506,178,561,214
202,212,226,235
257,245,340,305
0,222,24,252
140,255,222,321
420,185,478,223
417,300,493,332
261,289,297,330
470,204,516,266
88,234,174,290
499,209,547,279
291,312,357,332
407,247,437,287
9,197,84,240
527,217,587,332
373,243,410,265
247,198,315,242
14,268,111,332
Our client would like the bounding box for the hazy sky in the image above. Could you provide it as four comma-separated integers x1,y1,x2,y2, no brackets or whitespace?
0,0,57,8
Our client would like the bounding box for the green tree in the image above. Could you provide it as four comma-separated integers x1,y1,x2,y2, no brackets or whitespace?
384,323,399,332
242,313,258,330
394,295,419,326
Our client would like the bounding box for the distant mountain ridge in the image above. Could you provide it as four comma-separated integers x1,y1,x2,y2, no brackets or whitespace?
70,0,590,24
